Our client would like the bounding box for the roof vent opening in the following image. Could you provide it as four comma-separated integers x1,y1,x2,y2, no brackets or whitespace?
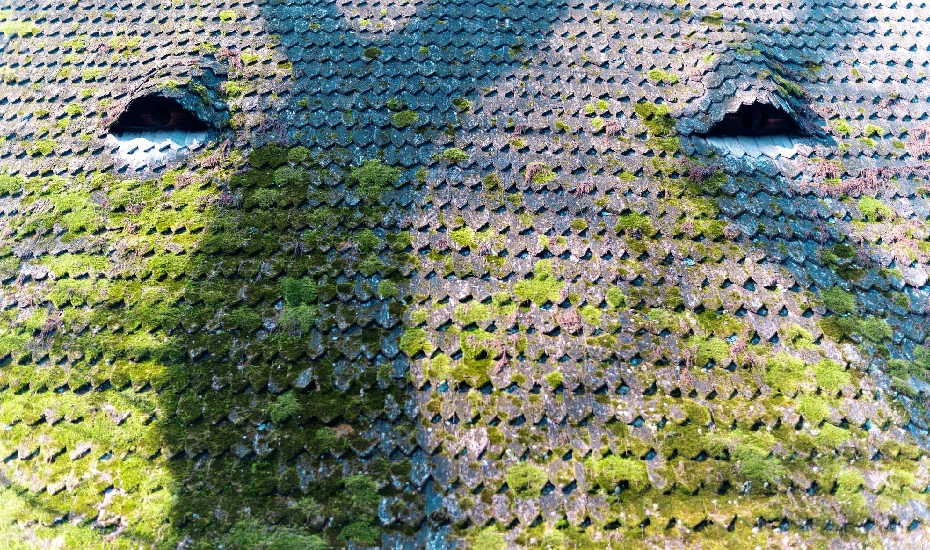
708,102,800,137
110,96,207,135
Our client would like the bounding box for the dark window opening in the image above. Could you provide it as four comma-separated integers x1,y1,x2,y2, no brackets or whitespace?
708,102,800,137
110,96,206,134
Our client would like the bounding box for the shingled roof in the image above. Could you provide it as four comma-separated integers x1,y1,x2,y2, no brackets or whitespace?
1,0,930,547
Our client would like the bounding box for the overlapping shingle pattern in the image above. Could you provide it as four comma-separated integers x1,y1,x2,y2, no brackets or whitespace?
0,0,929,547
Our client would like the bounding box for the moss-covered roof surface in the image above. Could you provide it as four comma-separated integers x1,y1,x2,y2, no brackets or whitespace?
1,0,930,548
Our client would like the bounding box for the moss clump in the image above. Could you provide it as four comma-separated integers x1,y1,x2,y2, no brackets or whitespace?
349,159,401,199
281,276,318,306
797,394,829,423
363,46,382,59
701,11,723,25
248,144,289,168
822,243,864,281
514,260,564,305
399,328,432,357
860,316,892,342
217,9,238,22
376,280,398,299
688,336,730,365
614,212,654,235
647,68,679,85
505,463,548,498
812,359,850,392
455,301,490,325
832,119,852,135
28,138,56,157
835,470,868,524
218,521,327,550
544,370,564,387
634,102,676,136
451,97,472,112
0,173,23,196
783,323,816,350
588,456,649,492
0,18,41,37
268,391,302,424
524,162,557,185
474,527,506,550
452,329,497,386
764,353,808,394
450,226,479,250
822,286,856,314
606,287,626,309
858,196,894,222
441,147,469,163
392,110,419,127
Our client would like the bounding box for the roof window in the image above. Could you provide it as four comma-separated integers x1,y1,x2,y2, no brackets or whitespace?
106,95,211,170
707,102,800,137
109,96,207,134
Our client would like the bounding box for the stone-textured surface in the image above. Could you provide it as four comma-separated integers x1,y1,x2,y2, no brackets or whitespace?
0,0,929,548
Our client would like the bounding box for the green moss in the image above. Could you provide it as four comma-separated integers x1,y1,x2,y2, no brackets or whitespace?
863,124,886,137
280,304,316,335
860,316,892,342
695,310,743,336
647,68,679,85
454,301,490,325
281,276,318,306
588,456,649,492
858,196,894,222
822,243,864,281
544,371,564,387
524,162,557,185
268,391,302,424
514,260,564,305
783,323,816,350
451,329,497,386
450,226,479,250
363,47,382,59
218,9,238,22
605,287,626,309
399,328,432,357
812,359,850,392
633,102,676,137
505,463,548,498
797,394,829,424
376,280,398,299
27,138,56,157
764,353,808,394
816,423,851,450
821,286,856,314
614,212,654,235
688,336,730,365
832,119,852,135
392,110,419,127
349,159,401,199
579,305,602,326
451,97,472,112
248,144,289,168
570,218,588,231
701,11,723,25
441,147,469,163
474,527,506,550
773,73,805,98
0,18,41,37
218,521,327,549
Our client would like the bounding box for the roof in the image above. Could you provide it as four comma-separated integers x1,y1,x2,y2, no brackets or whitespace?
1,0,929,547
